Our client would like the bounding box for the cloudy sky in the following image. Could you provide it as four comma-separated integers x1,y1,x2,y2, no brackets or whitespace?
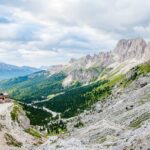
0,0,150,67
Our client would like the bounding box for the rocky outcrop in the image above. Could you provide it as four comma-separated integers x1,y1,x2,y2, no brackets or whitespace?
67,52,113,70
17,108,30,129
113,38,147,61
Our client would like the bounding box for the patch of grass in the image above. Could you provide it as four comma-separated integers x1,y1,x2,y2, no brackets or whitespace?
138,60,150,74
70,80,82,88
104,60,150,89
139,94,150,105
107,74,125,87
0,123,4,131
4,133,22,147
10,105,21,122
98,136,107,143
25,128,42,138
47,94,58,100
130,112,150,129
123,60,150,87
46,120,67,135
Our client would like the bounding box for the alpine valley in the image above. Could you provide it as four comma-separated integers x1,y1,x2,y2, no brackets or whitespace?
0,38,150,150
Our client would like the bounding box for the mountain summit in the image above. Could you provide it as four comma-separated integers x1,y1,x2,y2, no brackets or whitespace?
113,38,148,61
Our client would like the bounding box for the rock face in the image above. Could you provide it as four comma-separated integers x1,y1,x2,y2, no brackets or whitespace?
113,38,147,62
68,52,114,70
62,52,114,86
17,109,30,129
47,65,68,75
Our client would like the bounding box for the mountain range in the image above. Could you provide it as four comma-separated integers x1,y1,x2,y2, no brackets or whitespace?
61,38,150,86
35,38,150,87
1,38,149,100
0,63,40,81
0,38,150,150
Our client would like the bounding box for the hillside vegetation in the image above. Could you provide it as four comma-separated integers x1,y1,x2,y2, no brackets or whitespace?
0,71,66,103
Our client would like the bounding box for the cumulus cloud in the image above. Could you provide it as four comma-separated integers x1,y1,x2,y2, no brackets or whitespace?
0,0,150,67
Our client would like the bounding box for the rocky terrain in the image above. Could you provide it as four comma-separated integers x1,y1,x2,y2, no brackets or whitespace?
37,73,150,150
0,102,44,150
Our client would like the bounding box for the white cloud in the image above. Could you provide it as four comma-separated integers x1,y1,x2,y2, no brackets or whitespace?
0,23,19,40
0,0,150,67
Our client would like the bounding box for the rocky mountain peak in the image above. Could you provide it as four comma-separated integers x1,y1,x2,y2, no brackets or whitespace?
113,38,148,61
69,58,77,64
68,38,149,71
28,37,149,87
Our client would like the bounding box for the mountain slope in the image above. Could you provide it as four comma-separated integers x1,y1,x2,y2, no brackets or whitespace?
0,71,66,102
0,102,44,150
0,60,150,150
37,61,150,150
0,63,40,81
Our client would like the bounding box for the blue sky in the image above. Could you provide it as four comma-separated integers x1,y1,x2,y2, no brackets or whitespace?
0,0,150,67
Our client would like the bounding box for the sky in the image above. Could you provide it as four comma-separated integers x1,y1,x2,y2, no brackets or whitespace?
0,0,150,67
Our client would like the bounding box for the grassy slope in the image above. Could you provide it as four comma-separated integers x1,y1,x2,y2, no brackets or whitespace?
0,71,66,103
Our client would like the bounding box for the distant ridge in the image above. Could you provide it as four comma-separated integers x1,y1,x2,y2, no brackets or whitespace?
0,62,40,80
